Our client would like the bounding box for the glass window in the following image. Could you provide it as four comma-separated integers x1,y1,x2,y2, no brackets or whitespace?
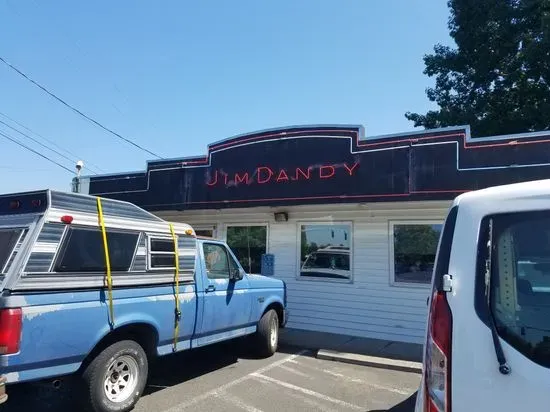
391,222,443,284
195,227,216,238
203,243,230,279
0,229,23,273
488,211,550,368
149,237,176,269
54,227,139,273
226,225,267,274
299,224,352,280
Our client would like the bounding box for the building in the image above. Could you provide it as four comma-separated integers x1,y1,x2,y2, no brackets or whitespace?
78,124,550,344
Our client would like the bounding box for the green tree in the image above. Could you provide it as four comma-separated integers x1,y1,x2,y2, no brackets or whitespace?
405,0,550,137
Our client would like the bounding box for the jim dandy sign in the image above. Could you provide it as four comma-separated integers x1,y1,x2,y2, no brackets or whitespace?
206,162,360,186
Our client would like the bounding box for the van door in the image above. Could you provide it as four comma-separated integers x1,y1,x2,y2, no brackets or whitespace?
197,241,252,345
449,206,550,411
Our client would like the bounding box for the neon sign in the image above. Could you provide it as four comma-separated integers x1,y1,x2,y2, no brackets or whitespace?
206,162,360,187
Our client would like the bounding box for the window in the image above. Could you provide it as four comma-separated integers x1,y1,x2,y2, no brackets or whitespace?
390,221,442,285
299,223,352,280
484,211,550,368
194,226,216,238
149,237,176,269
54,227,139,273
0,229,24,273
203,243,230,279
226,225,267,274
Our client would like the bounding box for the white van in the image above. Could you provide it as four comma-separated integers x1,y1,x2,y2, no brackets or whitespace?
415,179,550,412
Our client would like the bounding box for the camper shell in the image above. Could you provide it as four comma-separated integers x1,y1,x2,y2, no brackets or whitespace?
0,189,197,292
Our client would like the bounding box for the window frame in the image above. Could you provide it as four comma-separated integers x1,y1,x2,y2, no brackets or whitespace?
202,241,236,280
388,219,444,288
0,227,26,274
224,223,269,275
52,225,141,274
194,225,218,238
147,234,178,271
296,221,354,284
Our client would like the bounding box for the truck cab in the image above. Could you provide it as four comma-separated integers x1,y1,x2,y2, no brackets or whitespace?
416,179,550,412
0,190,287,412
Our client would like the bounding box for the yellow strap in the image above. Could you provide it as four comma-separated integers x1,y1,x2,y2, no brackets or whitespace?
97,197,115,328
169,223,181,352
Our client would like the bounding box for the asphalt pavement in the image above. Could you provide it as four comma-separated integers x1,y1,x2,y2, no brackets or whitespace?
1,341,420,411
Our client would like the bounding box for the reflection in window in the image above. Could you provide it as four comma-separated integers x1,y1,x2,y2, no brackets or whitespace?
226,226,267,274
299,224,351,280
391,223,442,284
489,212,550,368
203,243,230,279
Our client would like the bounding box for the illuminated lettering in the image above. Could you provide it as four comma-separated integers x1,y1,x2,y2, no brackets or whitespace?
235,172,250,184
344,162,359,176
206,161,359,188
257,167,274,184
206,170,218,186
277,169,289,182
319,165,335,179
294,167,311,180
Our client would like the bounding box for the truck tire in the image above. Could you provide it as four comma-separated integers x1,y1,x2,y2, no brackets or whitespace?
255,309,279,357
82,340,148,412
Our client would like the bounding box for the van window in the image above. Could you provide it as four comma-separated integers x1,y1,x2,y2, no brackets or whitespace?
54,227,139,272
0,229,23,272
490,211,550,368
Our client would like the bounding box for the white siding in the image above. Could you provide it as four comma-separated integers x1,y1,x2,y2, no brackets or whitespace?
156,201,451,344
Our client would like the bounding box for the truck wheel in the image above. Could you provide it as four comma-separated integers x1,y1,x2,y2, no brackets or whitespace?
82,340,148,412
256,309,279,357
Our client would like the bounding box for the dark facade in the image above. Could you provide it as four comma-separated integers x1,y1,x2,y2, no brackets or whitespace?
86,125,550,209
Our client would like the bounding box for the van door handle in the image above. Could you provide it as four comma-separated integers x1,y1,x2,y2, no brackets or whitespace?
205,285,216,293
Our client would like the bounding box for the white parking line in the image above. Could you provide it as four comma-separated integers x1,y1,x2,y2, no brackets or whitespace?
215,391,264,412
322,369,412,396
251,373,364,411
288,357,414,396
160,350,309,412
278,364,310,378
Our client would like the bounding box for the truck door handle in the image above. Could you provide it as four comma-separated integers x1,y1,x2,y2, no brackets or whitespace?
205,284,216,293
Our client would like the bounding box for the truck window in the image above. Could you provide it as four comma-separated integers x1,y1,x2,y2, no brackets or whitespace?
203,243,230,279
149,237,176,269
0,229,24,273
489,211,550,368
54,227,139,273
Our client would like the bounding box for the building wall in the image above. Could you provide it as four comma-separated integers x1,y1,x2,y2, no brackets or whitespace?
156,200,452,344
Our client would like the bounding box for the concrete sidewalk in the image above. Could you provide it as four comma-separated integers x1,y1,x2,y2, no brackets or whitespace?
279,328,424,374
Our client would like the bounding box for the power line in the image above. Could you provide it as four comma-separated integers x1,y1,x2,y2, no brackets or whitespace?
0,56,163,159
0,130,74,174
0,111,105,173
0,119,100,175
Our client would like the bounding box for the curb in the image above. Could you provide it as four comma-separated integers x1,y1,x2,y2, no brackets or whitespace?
316,349,423,374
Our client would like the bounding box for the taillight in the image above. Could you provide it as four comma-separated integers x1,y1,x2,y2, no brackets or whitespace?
425,291,452,412
0,308,22,355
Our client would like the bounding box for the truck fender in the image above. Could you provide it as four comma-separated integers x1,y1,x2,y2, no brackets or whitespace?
81,314,161,372
259,297,285,326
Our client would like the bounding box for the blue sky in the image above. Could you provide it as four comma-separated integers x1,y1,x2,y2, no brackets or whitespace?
0,1,452,193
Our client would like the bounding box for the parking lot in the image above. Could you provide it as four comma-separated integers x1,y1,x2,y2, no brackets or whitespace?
2,342,420,411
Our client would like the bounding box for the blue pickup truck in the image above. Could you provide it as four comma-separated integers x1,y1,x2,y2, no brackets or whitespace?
0,190,287,412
